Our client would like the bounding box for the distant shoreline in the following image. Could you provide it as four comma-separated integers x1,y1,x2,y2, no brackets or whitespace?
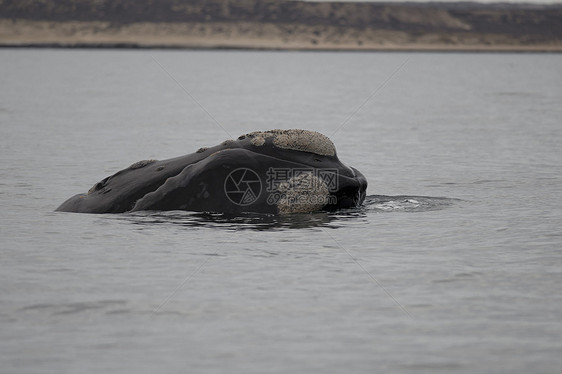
1,1,561,52
2,43,561,53
1,19,560,53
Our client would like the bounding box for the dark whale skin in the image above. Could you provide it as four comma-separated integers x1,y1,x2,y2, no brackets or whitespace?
56,130,367,214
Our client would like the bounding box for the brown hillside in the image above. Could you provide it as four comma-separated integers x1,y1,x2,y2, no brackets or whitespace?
1,0,561,51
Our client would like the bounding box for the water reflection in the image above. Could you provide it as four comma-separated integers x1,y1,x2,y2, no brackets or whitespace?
109,195,457,231
117,209,359,231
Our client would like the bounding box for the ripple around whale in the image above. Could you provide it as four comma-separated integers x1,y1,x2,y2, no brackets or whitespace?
108,195,460,231
364,195,460,213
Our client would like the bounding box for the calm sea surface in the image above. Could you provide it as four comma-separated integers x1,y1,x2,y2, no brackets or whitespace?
1,49,561,373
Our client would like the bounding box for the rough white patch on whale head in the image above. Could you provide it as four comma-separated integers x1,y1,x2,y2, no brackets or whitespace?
245,129,336,156
250,136,266,146
277,172,330,214
129,159,157,170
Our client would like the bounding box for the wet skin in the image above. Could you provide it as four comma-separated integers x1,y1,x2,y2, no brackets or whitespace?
56,131,367,214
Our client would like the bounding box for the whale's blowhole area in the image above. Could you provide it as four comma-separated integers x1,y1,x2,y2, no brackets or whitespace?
250,136,266,147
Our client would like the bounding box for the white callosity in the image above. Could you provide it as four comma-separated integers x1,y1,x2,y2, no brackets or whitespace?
276,172,330,214
245,129,336,157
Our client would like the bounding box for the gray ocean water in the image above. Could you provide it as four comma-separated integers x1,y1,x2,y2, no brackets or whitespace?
1,49,561,373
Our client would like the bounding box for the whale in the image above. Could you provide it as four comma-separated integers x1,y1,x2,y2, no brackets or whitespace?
56,129,367,214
